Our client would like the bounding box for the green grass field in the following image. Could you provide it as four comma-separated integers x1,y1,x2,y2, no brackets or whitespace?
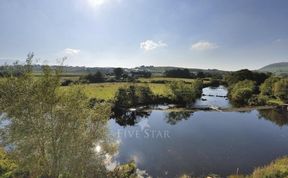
61,82,172,100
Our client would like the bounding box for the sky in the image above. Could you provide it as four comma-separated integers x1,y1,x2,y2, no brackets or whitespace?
0,0,288,70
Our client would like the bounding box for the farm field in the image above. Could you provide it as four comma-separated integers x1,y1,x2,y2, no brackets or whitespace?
61,82,172,100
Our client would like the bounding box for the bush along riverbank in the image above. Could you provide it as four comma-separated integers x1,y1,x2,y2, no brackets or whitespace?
225,69,287,107
111,80,203,111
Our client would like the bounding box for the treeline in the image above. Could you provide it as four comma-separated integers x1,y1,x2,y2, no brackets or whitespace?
61,68,153,86
0,64,25,77
226,69,288,105
165,69,222,79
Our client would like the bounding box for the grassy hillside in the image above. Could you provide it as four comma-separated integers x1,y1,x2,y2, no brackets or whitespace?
259,62,288,75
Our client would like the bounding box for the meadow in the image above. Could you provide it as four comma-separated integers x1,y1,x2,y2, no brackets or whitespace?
61,82,173,100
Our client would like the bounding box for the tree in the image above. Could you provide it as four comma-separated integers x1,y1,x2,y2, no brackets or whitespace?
229,80,256,105
114,85,154,109
169,80,202,105
81,71,105,83
196,71,205,78
0,147,17,178
260,77,280,96
225,69,270,86
113,68,124,80
165,69,191,78
0,58,115,178
273,78,288,102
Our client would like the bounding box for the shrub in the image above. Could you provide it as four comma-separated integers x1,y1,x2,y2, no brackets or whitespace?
114,85,154,108
232,88,253,105
0,148,17,178
80,71,105,83
169,80,202,105
251,156,288,178
260,77,280,96
273,78,288,102
61,79,74,86
229,80,256,105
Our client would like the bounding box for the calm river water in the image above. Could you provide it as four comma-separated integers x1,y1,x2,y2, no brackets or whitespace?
109,86,288,177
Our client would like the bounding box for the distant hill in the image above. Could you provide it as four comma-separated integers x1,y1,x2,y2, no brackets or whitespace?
259,62,288,75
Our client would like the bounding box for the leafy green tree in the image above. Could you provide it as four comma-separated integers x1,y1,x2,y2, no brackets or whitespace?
0,148,17,178
169,80,202,105
113,68,124,80
0,57,115,178
114,85,154,108
225,69,270,86
229,80,256,105
137,86,154,105
273,78,288,102
165,69,191,78
260,77,280,96
81,71,105,83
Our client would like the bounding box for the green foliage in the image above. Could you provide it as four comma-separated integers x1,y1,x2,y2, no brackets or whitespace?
114,85,154,108
228,157,288,178
108,161,138,178
273,78,288,102
165,69,192,78
251,156,288,178
260,77,288,103
260,77,280,96
0,59,114,178
225,69,270,86
169,80,202,105
113,68,124,80
0,148,17,178
229,80,256,105
80,71,105,83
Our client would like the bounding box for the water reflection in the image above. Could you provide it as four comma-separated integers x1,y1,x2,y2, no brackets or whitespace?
165,111,193,125
258,109,288,127
109,109,288,177
111,109,152,126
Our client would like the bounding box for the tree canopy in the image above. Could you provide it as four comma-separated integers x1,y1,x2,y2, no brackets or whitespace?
0,56,115,178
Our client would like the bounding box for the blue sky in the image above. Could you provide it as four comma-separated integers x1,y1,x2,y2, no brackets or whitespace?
0,0,288,70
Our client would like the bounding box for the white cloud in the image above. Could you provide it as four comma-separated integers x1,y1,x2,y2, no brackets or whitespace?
191,41,218,51
140,40,167,51
64,48,80,55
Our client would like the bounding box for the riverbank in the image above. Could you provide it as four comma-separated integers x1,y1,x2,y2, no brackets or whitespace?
138,104,277,113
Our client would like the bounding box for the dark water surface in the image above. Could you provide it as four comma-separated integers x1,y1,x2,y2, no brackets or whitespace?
109,87,288,177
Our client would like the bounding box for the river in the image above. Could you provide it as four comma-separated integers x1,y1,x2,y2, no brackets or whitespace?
109,86,288,177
